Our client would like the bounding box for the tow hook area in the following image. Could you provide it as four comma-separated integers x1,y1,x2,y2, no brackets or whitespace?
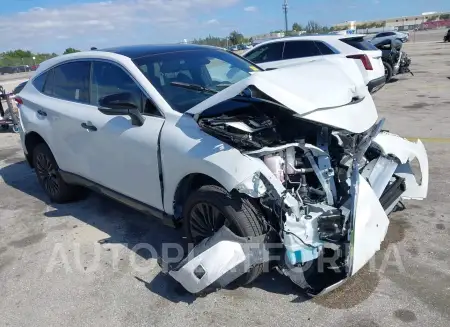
158,226,275,295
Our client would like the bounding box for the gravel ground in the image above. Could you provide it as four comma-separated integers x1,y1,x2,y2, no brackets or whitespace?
1,32,450,327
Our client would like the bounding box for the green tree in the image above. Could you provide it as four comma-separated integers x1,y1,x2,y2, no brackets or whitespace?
63,48,80,55
292,22,303,31
305,20,322,33
229,30,244,45
0,49,58,67
191,35,230,48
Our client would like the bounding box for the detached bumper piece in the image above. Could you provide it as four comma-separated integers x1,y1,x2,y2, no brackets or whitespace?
367,75,386,94
159,226,272,294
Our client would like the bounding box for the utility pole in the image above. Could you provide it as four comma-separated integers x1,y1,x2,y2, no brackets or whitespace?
282,0,289,34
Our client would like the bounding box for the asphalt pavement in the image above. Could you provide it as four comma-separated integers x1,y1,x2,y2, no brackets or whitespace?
0,30,450,327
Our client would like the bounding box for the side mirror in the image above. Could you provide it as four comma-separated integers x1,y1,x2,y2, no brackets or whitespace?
98,92,145,126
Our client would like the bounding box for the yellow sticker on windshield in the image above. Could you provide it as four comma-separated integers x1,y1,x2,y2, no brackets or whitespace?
249,65,259,71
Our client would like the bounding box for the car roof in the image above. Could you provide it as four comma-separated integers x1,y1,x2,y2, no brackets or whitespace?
252,34,367,46
32,43,225,76
99,43,218,59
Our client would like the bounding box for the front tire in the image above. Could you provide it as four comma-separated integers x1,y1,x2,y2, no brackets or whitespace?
384,62,393,83
183,185,267,285
32,143,82,203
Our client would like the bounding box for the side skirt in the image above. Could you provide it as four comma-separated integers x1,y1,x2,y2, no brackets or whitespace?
59,171,178,228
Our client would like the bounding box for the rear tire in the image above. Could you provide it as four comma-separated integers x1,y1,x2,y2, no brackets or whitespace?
183,185,267,285
384,62,393,83
32,143,82,203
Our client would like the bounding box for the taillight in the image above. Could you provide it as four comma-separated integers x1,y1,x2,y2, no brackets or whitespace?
347,54,373,70
15,96,23,105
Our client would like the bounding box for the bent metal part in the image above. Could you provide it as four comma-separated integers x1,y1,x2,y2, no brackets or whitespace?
160,69,428,296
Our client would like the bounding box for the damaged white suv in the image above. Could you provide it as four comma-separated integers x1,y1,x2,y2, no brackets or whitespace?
17,44,429,295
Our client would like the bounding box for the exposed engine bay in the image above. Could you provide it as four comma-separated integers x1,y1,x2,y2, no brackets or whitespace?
163,96,429,296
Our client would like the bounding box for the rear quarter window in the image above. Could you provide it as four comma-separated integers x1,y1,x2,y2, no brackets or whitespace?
314,41,336,55
340,37,379,51
32,72,48,92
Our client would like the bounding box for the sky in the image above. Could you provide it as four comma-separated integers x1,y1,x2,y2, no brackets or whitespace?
1,0,449,53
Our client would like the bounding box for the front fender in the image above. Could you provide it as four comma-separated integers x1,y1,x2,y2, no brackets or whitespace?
373,131,429,200
161,115,273,215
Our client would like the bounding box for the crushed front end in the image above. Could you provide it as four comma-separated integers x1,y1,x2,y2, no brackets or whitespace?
163,83,429,296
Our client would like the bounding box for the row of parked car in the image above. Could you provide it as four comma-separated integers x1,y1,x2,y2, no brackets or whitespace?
228,44,252,51
0,64,39,75
12,34,426,297
238,33,412,90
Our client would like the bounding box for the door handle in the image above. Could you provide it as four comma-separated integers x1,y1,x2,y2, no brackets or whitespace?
37,109,47,117
81,122,97,131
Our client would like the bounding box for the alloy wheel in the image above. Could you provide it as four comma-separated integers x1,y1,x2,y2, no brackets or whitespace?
35,153,59,196
189,202,228,242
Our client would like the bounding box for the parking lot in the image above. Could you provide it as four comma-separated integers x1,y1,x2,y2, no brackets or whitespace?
1,35,450,327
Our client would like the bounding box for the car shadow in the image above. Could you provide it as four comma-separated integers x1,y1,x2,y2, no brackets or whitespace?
0,159,311,304
387,78,400,84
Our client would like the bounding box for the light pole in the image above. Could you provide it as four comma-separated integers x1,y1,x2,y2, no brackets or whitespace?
32,56,36,66
282,0,289,34
414,18,418,42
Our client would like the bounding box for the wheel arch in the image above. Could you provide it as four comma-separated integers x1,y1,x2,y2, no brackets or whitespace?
172,173,224,219
24,131,48,167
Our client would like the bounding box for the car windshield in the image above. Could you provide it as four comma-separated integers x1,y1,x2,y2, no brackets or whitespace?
133,48,261,113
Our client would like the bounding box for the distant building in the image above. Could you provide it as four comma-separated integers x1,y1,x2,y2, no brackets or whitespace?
250,31,307,45
334,11,450,32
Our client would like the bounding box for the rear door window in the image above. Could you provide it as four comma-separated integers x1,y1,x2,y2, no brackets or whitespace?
243,42,284,63
282,40,322,60
51,61,91,103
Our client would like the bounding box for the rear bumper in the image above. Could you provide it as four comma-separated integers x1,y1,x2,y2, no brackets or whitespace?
367,75,386,94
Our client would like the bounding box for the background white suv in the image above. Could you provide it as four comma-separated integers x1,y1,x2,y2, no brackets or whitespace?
242,35,386,93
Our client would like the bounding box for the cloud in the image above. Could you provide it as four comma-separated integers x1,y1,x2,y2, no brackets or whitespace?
0,0,241,52
244,6,257,12
205,19,219,25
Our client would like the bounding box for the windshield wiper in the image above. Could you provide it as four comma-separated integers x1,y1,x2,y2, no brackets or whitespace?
170,81,218,94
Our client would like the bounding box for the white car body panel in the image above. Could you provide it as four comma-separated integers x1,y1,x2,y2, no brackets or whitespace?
351,175,390,275
374,132,429,200
187,63,377,134
160,114,275,214
168,239,246,294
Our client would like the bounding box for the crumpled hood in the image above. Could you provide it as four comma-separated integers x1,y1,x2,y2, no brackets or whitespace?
187,60,379,133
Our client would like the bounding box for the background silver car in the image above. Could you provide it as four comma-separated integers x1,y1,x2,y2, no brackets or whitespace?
372,31,409,43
